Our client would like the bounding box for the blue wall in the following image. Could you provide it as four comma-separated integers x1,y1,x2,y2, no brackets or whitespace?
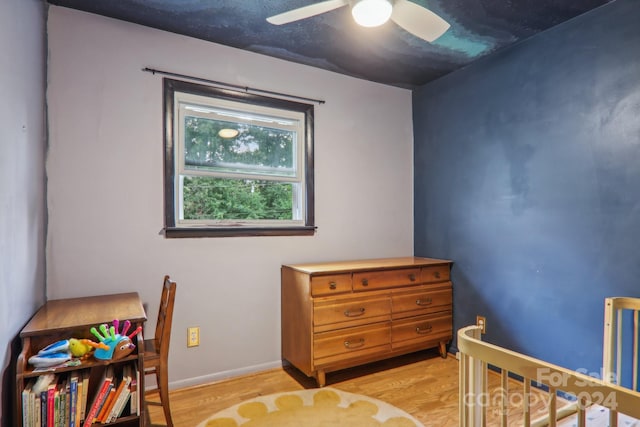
413,0,640,375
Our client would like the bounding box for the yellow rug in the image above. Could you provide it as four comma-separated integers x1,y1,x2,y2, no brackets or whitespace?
197,388,424,427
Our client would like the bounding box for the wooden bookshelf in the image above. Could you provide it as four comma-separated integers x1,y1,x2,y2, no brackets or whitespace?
15,293,147,426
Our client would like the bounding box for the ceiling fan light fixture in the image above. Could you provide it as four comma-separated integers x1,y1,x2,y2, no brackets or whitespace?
351,0,393,28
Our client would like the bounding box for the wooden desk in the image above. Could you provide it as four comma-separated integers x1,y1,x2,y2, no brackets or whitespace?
20,293,146,337
15,292,147,426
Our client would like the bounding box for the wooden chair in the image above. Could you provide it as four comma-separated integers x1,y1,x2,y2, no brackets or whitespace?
143,275,177,427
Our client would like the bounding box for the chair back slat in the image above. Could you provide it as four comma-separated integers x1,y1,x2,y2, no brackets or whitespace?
143,275,177,427
154,275,177,357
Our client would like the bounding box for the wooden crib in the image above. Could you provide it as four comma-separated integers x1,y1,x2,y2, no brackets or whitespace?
458,297,640,426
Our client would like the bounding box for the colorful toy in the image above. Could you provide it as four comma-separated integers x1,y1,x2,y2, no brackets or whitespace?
28,338,107,368
28,350,71,368
28,319,141,368
68,338,109,358
35,339,70,355
90,319,142,360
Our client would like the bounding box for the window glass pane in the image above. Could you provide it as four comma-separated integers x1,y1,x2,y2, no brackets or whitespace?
183,115,296,177
164,78,314,236
181,176,296,221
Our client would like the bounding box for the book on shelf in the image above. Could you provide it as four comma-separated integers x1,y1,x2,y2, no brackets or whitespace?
40,388,47,427
79,370,89,422
23,363,139,426
24,377,47,427
69,372,79,427
109,386,131,423
101,365,131,423
21,379,33,427
82,366,114,427
74,373,82,426
53,388,61,427
22,372,54,427
129,366,140,416
65,378,71,427
106,364,134,423
34,389,41,427
96,387,116,422
46,381,56,427
22,373,57,427
57,377,66,427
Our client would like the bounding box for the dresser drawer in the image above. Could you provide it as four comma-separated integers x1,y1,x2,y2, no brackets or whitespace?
311,273,352,296
314,296,391,330
391,314,452,349
314,323,391,361
353,267,421,291
421,264,450,283
392,285,452,319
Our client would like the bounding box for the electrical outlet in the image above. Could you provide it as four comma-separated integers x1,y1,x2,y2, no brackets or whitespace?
476,315,486,334
187,326,200,347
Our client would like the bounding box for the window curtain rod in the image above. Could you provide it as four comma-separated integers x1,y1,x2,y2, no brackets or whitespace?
142,67,325,105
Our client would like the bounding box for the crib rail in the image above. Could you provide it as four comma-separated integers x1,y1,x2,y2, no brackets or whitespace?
458,325,640,427
603,297,640,390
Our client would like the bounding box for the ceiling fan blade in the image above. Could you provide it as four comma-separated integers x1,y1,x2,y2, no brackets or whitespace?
267,0,349,25
391,0,450,42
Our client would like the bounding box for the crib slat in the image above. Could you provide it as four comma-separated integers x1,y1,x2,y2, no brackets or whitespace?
617,308,623,385
634,310,638,391
610,408,618,426
501,369,508,427
462,326,484,427
577,398,585,427
477,360,486,427
609,409,618,426
459,352,468,427
547,387,556,427
484,362,488,427
468,358,482,425
603,298,615,383
523,378,531,427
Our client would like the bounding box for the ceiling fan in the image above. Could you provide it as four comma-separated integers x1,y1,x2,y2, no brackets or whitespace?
266,0,450,43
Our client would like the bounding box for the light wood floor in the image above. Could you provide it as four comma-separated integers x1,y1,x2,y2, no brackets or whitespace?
147,348,561,426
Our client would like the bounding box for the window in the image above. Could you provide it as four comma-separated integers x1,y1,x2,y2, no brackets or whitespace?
163,79,315,237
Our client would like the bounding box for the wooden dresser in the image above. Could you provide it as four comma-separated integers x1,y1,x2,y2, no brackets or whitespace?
281,256,453,386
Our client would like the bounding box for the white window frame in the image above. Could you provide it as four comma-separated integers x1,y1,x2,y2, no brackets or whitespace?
163,78,315,238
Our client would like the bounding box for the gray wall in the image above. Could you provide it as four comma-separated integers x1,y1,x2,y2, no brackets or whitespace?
0,0,47,423
413,0,640,375
46,6,413,390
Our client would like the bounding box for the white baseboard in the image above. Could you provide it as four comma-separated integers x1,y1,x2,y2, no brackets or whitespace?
165,360,284,391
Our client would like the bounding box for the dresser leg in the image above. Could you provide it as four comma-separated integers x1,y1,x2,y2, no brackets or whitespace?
316,370,326,387
438,342,448,358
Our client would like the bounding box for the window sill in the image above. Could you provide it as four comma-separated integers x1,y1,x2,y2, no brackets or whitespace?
164,226,317,238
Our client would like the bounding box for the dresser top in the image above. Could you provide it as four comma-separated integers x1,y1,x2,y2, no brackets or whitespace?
282,256,451,274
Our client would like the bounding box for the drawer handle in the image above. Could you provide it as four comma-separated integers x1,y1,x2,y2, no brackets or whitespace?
409,273,416,281
416,297,433,306
416,324,433,334
361,279,369,287
344,338,365,348
344,308,366,317
434,271,441,279
329,282,337,290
